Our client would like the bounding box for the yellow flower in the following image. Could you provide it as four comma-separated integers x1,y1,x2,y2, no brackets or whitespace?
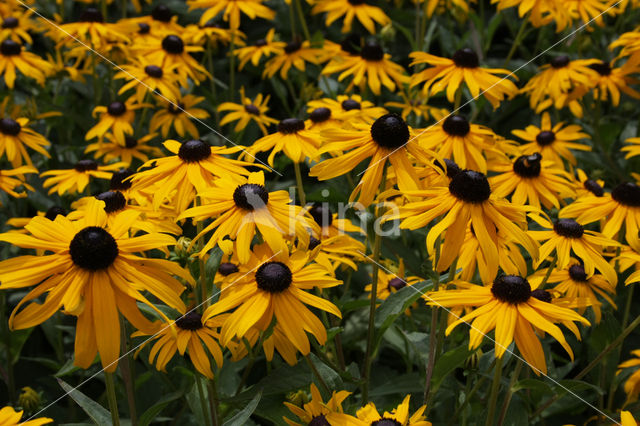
328,394,431,425
134,34,210,82
85,133,163,166
588,57,640,106
233,28,281,69
0,8,37,44
385,90,449,123
218,87,277,135
50,7,129,50
284,383,351,426
187,0,276,30
0,165,35,202
618,350,640,403
311,0,390,34
85,99,143,145
0,116,50,167
0,40,53,89
263,39,321,79
0,406,51,426
114,60,186,103
41,159,126,196
149,95,210,139
306,94,387,124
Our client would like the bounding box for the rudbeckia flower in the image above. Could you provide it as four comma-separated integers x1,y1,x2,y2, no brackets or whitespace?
588,57,640,106
322,40,408,95
310,113,437,207
306,94,387,124
489,152,576,209
85,99,143,145
622,136,640,159
529,261,616,323
178,171,317,264
573,168,605,198
0,116,50,167
284,383,351,426
619,249,640,286
311,0,390,34
0,40,53,89
511,112,591,166
0,165,35,202
185,21,245,47
422,0,471,17
133,311,224,379
115,60,186,103
234,28,281,69
135,34,210,82
202,244,342,356
409,48,518,108
0,406,51,426
491,0,564,29
416,114,504,173
218,87,277,135
529,214,619,285
364,261,421,305
618,350,640,403
85,133,163,166
242,117,320,166
621,411,638,426
610,30,640,60
427,275,590,374
0,198,190,372
384,90,449,122
0,9,37,44
121,4,185,34
304,106,343,134
130,139,255,212
559,182,640,250
149,95,210,139
51,7,129,50
187,0,276,30
327,394,431,425
263,39,321,79
394,169,538,274
41,159,126,196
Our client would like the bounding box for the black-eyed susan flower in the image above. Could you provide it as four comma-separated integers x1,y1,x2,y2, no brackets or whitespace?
364,261,421,305
304,106,343,135
0,198,190,372
218,87,277,135
130,139,254,212
114,60,186,103
427,275,589,374
489,153,576,209
328,394,431,425
0,165,35,202
409,48,518,108
529,261,616,323
306,94,387,124
529,214,619,285
491,0,562,29
521,55,599,117
178,171,317,264
0,8,37,44
311,0,390,34
422,0,471,18
284,383,351,426
0,40,53,89
384,90,449,122
416,114,504,173
511,112,591,166
0,116,50,167
85,133,163,166
621,411,638,426
133,311,224,379
559,182,640,250
263,39,321,79
135,34,210,83
618,249,640,286
610,30,640,60
203,244,342,355
234,28,282,69
85,99,143,145
322,40,408,95
622,136,640,159
394,169,538,274
588,57,640,107
41,159,125,196
573,168,605,198
310,113,437,207
185,21,245,47
618,350,640,403
120,4,185,34
0,406,51,426
52,7,129,49
150,95,210,139
242,117,320,166
187,0,276,30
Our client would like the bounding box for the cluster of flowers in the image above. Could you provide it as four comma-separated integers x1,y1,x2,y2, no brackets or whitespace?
2,0,640,424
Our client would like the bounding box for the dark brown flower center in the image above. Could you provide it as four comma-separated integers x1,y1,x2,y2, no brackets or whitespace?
74,159,98,172
124,136,138,148
107,101,126,116
144,65,163,78
442,115,470,137
569,264,588,281
233,183,269,210
178,139,212,163
308,203,333,227
583,179,604,197
553,219,584,238
449,170,491,203
152,5,172,22
0,118,21,135
162,35,184,54
168,102,184,114
79,7,103,22
110,168,134,191
255,261,292,293
360,41,384,61
175,311,203,330
388,278,406,291
45,206,67,221
612,182,640,207
95,191,127,213
452,48,479,68
531,289,552,303
513,153,542,178
590,61,611,76
203,19,221,28
244,104,260,115
284,40,301,54
0,39,21,56
309,236,321,250
138,23,150,34
278,118,305,134
348,0,366,4
371,419,402,426
550,55,570,69
435,158,461,179
218,262,239,276
340,33,362,54
536,131,555,146
310,107,331,123
491,275,531,304
342,99,361,111
69,226,119,270
370,113,410,149
254,38,267,47
2,17,19,29
309,414,330,426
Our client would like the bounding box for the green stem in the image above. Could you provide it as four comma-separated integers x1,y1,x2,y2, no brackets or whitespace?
424,238,445,408
453,86,463,112
294,0,311,41
293,162,306,206
1,294,16,404
207,380,220,426
305,355,330,395
497,358,523,426
485,356,504,426
120,319,137,425
195,374,213,426
134,92,151,138
288,1,297,38
229,33,236,101
206,41,220,126
195,196,208,309
105,372,121,426
450,363,493,425
539,254,558,289
504,17,529,67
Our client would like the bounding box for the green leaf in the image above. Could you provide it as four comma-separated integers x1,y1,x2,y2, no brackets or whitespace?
555,379,603,396
430,345,474,393
137,390,185,426
512,378,553,394
58,379,112,426
309,353,343,391
223,391,262,426
205,246,224,281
